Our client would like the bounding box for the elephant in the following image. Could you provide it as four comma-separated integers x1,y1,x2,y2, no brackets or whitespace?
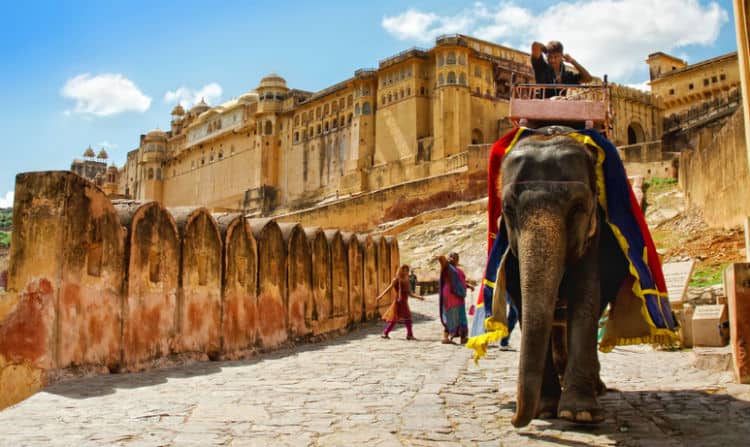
496,126,632,427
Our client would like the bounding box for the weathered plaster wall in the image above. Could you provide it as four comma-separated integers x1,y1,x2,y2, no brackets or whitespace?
216,213,258,356
680,107,750,228
0,172,398,409
281,223,313,337
172,208,223,358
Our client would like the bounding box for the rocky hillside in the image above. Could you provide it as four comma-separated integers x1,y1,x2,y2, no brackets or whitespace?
384,178,745,289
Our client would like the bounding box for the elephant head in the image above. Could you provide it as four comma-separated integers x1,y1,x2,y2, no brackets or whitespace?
499,130,599,427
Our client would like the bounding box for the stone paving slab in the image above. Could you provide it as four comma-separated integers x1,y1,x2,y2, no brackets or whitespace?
1,297,750,446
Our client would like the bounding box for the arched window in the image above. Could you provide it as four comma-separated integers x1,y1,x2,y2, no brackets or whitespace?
324,122,329,132
447,52,456,64
354,103,361,116
332,119,337,129
438,74,445,85
294,132,299,143
420,86,425,95
347,113,353,124
388,94,392,103
362,87,370,96
447,72,456,84
324,104,329,116
218,151,223,159
340,117,345,127
332,102,338,113
401,68,406,80
347,95,354,106
265,120,273,135
294,115,300,126
471,128,483,145
474,66,481,77
316,107,322,119
362,102,372,115
438,55,444,66
317,124,322,135
156,168,162,180
459,73,467,85
458,54,466,65
148,168,154,179
339,98,345,109
407,87,411,96
400,89,404,99
382,95,386,105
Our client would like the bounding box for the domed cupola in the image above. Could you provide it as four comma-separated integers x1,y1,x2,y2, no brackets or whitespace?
189,98,210,115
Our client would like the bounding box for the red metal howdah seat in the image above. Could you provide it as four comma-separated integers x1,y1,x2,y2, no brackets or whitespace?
508,76,612,136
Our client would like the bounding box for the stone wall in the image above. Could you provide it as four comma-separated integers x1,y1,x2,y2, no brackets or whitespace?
274,144,491,231
0,171,398,410
680,107,750,227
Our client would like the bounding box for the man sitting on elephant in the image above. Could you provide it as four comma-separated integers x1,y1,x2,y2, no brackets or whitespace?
531,40,592,97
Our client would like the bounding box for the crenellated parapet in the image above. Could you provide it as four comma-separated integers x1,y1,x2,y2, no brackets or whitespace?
0,171,399,409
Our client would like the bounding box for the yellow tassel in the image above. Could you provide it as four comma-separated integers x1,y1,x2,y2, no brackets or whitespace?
465,318,509,365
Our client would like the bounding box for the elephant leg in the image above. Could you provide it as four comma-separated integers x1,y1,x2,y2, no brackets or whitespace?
558,250,604,424
537,338,562,419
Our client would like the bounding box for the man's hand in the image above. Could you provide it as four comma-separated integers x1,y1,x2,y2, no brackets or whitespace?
563,54,574,64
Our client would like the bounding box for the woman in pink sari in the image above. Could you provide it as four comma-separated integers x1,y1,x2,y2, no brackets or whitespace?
439,252,474,344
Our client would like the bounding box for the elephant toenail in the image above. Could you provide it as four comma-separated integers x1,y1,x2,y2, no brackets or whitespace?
558,410,573,420
576,411,592,422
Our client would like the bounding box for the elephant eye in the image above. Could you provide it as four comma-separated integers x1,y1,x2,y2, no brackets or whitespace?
568,203,586,222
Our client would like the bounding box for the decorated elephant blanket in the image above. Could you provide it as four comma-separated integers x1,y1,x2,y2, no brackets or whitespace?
467,126,679,362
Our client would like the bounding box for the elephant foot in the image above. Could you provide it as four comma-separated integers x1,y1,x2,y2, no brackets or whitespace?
558,390,604,424
536,395,560,419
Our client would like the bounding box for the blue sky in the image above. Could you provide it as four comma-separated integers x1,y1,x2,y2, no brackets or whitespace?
0,0,739,207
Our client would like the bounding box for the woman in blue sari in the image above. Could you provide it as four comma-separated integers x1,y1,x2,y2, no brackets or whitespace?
438,253,474,344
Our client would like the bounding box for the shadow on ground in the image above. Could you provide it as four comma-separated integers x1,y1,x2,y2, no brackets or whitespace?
517,388,750,446
44,311,437,400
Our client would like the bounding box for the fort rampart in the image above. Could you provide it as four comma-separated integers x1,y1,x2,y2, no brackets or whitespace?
0,171,399,409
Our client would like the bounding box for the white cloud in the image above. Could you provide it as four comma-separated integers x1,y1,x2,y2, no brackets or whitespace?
61,73,151,117
626,80,651,92
0,191,13,208
164,83,223,109
382,0,728,83
97,141,118,150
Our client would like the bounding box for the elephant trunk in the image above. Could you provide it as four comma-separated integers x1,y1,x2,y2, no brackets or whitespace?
511,211,566,428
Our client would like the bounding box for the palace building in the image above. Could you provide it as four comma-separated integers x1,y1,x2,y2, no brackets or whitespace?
647,51,740,116
83,34,664,215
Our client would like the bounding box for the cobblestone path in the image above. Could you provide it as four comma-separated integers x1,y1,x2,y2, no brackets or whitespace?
1,298,749,446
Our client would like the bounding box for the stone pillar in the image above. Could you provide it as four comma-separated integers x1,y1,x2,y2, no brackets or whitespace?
375,235,391,314
249,219,288,348
359,234,379,320
734,0,750,175
215,213,258,356
723,263,750,383
171,207,222,359
325,230,349,331
306,227,333,334
280,222,313,337
343,233,364,324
